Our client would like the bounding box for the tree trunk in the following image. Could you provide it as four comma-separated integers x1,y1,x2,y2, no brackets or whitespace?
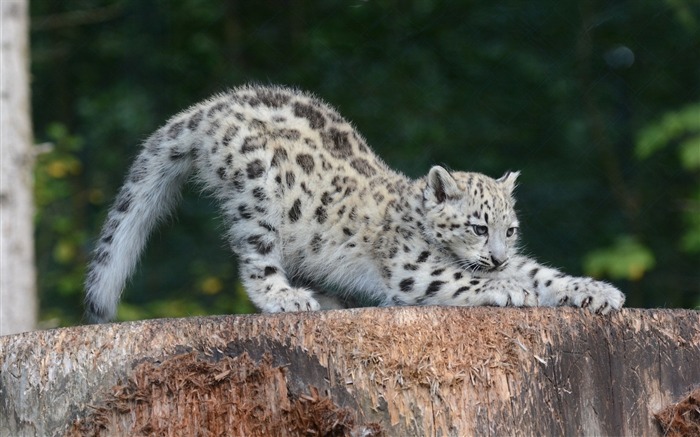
0,0,36,336
1,307,698,436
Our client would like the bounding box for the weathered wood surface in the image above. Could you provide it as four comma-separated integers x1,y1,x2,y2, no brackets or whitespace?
1,307,699,436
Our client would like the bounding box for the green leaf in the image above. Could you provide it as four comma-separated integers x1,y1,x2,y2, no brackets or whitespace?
636,103,700,160
680,136,700,170
681,189,700,253
584,236,656,281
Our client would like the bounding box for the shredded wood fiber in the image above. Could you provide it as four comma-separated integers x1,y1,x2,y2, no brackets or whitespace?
67,351,382,437
319,309,539,390
655,388,700,437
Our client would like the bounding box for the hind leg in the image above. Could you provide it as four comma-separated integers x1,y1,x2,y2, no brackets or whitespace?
229,215,320,312
238,251,321,312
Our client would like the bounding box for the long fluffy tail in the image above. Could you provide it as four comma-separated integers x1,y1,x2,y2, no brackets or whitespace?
84,129,193,323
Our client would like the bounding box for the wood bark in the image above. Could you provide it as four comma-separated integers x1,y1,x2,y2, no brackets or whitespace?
1,307,699,436
0,0,36,335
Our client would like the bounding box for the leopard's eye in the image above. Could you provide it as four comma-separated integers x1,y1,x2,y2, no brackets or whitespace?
506,227,518,238
472,225,488,236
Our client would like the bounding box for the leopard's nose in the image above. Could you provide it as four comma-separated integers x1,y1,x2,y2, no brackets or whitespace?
491,255,506,267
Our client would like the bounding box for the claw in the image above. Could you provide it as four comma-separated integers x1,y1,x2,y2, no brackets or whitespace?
581,296,592,308
595,302,609,315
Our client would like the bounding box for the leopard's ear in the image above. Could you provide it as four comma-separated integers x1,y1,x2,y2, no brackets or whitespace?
426,166,461,203
497,170,520,194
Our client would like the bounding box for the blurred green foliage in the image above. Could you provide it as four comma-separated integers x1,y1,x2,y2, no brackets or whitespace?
635,103,700,255
34,123,89,324
584,236,656,282
636,103,700,169
30,0,700,326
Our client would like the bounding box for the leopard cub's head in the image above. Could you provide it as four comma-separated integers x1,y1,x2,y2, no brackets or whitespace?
422,166,520,271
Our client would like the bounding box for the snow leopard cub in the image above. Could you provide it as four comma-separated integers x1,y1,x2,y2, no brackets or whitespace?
84,84,625,322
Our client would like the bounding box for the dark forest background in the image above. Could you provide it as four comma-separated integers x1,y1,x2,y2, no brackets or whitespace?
30,1,699,326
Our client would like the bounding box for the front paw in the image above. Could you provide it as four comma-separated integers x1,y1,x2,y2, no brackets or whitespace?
564,280,625,314
260,287,321,313
502,287,539,307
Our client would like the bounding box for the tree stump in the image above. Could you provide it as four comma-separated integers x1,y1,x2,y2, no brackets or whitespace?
1,307,699,436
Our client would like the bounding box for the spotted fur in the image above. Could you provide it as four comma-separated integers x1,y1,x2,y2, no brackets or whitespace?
84,84,625,322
